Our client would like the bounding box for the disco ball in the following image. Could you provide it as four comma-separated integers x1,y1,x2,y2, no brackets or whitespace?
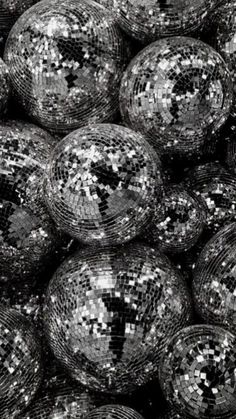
192,222,236,335
43,243,193,394
120,36,232,159
0,0,38,46
183,162,236,233
21,385,97,419
0,305,42,418
84,405,143,419
0,120,62,283
159,324,236,419
95,0,219,43
142,186,206,254
44,124,162,245
0,58,10,115
4,0,128,134
213,1,236,118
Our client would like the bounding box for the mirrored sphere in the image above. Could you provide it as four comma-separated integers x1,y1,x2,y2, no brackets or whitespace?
84,405,143,419
95,0,219,43
43,243,193,394
0,58,10,115
120,37,232,159
159,325,236,419
4,0,128,133
0,305,42,418
193,222,236,335
44,124,162,245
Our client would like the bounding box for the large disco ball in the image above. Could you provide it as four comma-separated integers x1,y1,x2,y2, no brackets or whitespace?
120,37,232,159
183,162,236,233
213,1,236,118
84,405,143,419
0,0,38,48
193,222,236,335
0,120,62,283
142,186,206,254
43,243,193,394
0,58,10,115
96,0,219,44
159,325,236,419
4,0,128,134
44,124,162,245
0,305,42,418
21,385,97,419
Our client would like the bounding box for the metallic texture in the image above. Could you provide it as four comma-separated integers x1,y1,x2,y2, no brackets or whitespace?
158,408,185,419
43,243,193,394
120,36,232,159
84,405,143,419
95,0,219,43
159,324,236,419
183,162,236,233
142,186,206,254
21,385,97,419
4,0,128,134
44,124,162,245
0,305,42,418
0,58,10,115
193,222,236,335
0,120,61,283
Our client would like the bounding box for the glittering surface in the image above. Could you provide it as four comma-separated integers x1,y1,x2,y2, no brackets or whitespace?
84,405,143,419
43,243,193,394
0,305,42,418
159,325,236,419
96,0,218,43
159,407,185,419
183,162,236,233
193,222,236,335
0,58,10,115
213,1,236,118
4,0,128,133
44,124,162,245
21,385,96,419
120,36,232,159
0,120,61,283
142,186,206,254
225,124,236,174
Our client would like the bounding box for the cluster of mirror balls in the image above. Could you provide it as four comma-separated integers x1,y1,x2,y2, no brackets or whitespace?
2,0,236,418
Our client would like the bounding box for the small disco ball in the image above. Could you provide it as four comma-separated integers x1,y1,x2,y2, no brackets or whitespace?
213,1,236,118
142,186,206,254
0,58,10,115
21,385,97,419
43,243,193,394
0,120,62,283
84,405,143,419
159,324,236,419
120,36,232,160
159,407,185,419
4,0,128,134
95,0,218,44
0,305,42,418
192,222,236,335
183,162,236,233
44,124,162,245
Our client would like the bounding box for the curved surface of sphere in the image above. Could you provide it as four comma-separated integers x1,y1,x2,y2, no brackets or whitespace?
0,120,60,283
0,305,42,418
142,186,206,254
120,37,232,159
21,385,96,419
44,124,162,245
85,405,143,419
183,162,236,233
159,325,236,419
44,243,193,394
214,1,236,118
96,0,218,43
4,0,128,133
0,59,10,115
193,222,236,335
